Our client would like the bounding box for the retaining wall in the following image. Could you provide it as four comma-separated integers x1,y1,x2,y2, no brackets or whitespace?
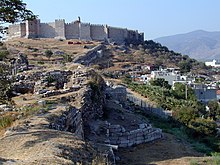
108,123,162,147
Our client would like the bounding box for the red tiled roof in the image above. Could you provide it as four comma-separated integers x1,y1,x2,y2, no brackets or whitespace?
217,90,220,95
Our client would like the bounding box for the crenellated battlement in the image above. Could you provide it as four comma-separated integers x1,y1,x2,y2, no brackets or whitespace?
91,24,106,27
108,26,127,31
66,22,75,26
6,18,144,44
81,23,90,26
55,19,65,22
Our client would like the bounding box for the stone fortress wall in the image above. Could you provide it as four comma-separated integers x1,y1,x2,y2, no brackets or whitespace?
7,18,144,44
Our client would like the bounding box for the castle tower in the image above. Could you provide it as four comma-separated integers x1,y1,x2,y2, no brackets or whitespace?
79,22,92,40
55,19,66,39
104,25,109,39
25,19,40,38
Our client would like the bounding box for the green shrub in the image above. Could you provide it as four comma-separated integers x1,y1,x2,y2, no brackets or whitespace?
45,49,53,59
0,50,9,60
211,152,220,165
191,142,212,154
190,159,198,165
37,61,44,65
0,115,13,129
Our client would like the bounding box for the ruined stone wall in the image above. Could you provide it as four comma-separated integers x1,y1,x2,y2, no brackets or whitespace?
66,107,84,139
108,123,162,147
39,22,56,38
108,26,127,43
73,44,104,65
55,19,66,39
105,85,127,103
90,24,108,41
79,23,91,40
65,22,80,39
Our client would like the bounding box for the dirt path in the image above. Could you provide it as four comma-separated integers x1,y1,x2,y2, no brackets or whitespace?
117,133,204,165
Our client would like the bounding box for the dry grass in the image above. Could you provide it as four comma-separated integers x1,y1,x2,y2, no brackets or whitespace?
5,38,100,62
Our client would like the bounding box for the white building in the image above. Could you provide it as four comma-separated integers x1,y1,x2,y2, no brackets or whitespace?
190,83,217,103
150,68,181,85
205,60,220,68
139,74,151,83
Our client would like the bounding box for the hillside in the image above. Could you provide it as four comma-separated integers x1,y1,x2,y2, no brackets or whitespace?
0,38,216,164
155,30,220,60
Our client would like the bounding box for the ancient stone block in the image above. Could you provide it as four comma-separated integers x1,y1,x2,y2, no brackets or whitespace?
128,142,134,147
135,140,143,145
119,136,128,141
119,143,128,148
120,139,129,144
137,131,144,137
110,140,118,145
136,136,144,141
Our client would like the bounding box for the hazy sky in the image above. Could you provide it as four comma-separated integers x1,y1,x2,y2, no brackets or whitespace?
24,0,220,39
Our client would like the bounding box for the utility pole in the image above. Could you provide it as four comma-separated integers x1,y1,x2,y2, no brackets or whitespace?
185,77,188,100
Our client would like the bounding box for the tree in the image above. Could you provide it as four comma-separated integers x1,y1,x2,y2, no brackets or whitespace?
172,82,196,100
208,100,220,120
0,0,36,33
0,0,35,100
174,106,198,125
62,54,72,63
150,78,171,89
45,50,53,59
178,60,192,73
189,118,217,136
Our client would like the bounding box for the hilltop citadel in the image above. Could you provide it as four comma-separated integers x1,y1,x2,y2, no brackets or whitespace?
7,17,144,44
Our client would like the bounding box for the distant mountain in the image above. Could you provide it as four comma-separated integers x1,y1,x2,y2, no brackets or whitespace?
154,30,220,60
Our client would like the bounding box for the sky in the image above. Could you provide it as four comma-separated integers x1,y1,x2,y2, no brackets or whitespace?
23,0,220,39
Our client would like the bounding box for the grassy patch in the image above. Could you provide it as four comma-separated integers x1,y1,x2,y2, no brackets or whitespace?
211,152,220,165
190,152,220,165
191,142,212,154
139,112,214,154
0,115,14,129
